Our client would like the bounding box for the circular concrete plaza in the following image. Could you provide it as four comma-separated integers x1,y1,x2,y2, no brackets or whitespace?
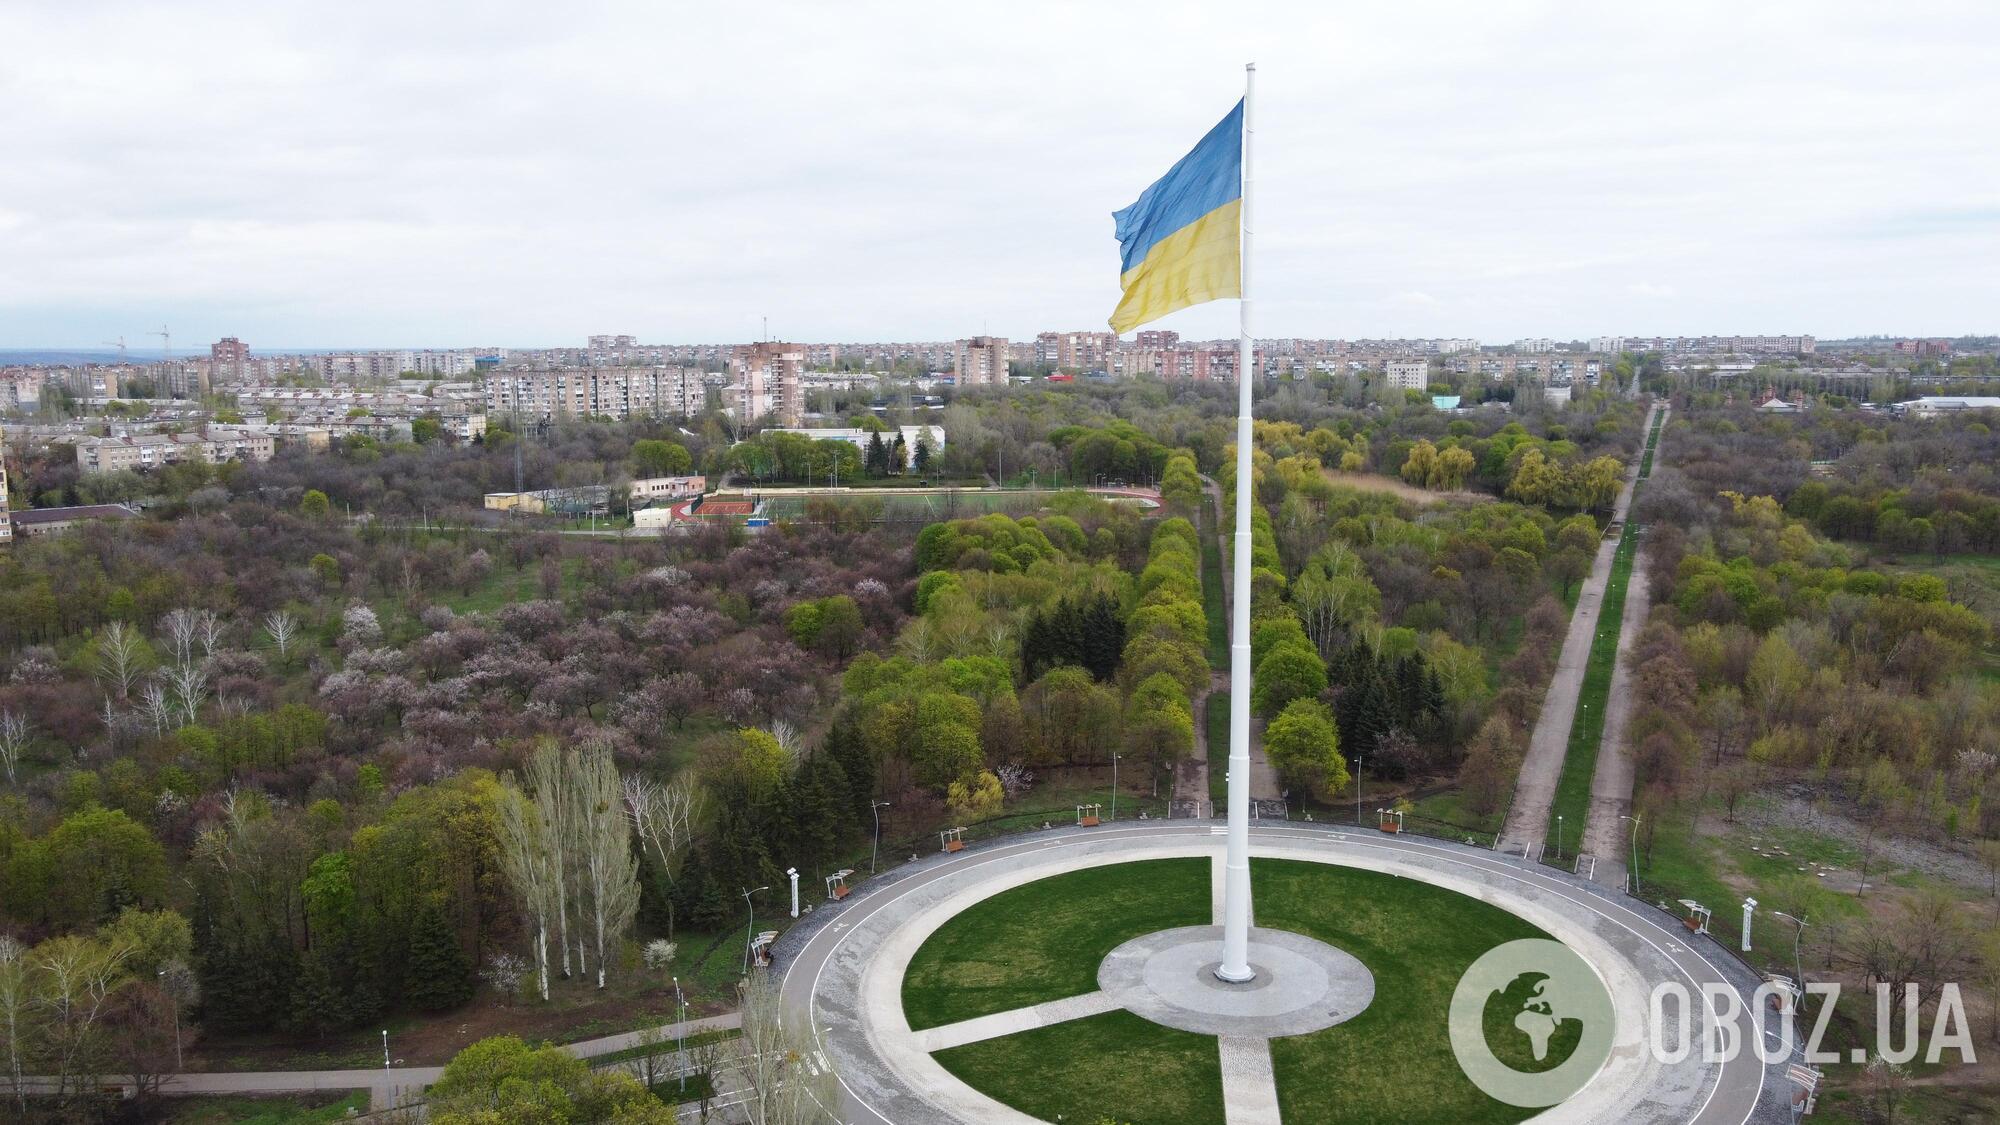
774,822,1795,1125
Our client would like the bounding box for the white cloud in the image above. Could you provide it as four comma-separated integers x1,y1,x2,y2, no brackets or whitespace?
1,0,1996,346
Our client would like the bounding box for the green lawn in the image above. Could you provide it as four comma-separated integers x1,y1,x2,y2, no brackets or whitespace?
1206,691,1230,807
159,1091,371,1124
935,1009,1226,1125
1544,405,1666,858
904,858,1605,1125
1258,860,1601,1125
900,858,1209,1030
1199,496,1228,667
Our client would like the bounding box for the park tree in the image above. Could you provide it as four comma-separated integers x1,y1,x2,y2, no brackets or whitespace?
632,438,694,478
1264,699,1349,796
299,489,331,519
1252,642,1327,717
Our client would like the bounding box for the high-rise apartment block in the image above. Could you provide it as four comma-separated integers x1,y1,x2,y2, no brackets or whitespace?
1134,330,1180,349
210,337,249,383
1035,331,1117,373
730,342,805,426
483,367,708,422
953,336,1009,386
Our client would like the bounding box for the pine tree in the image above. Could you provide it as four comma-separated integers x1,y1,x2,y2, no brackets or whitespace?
288,947,352,1038
404,901,474,1012
865,431,888,476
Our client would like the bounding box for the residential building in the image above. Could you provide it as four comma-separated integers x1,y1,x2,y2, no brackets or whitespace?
73,427,275,474
1385,359,1430,391
1134,330,1180,349
1514,338,1557,354
1589,337,1626,355
210,337,249,383
483,367,708,422
731,342,805,425
1035,331,1116,373
953,337,1009,386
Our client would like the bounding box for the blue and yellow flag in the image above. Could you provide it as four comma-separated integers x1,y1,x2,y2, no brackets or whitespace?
1109,99,1244,334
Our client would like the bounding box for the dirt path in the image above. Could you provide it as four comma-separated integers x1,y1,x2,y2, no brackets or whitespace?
1580,407,1669,883
1498,402,1662,858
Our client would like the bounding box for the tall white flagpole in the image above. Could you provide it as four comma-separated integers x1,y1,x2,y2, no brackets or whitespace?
1216,60,1257,984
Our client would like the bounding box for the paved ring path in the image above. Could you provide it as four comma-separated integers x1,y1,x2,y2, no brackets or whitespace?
773,822,1791,1125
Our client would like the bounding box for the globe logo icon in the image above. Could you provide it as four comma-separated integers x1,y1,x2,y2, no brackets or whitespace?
1450,939,1616,1107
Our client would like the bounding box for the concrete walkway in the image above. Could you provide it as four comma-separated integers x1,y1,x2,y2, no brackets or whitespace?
1498,402,1662,858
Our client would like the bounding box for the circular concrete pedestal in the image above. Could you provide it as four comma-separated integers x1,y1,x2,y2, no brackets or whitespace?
1096,924,1376,1037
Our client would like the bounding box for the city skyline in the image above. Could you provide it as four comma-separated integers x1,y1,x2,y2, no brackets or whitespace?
4,1,1997,347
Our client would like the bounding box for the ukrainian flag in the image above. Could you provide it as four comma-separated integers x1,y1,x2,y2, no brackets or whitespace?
1109,99,1244,334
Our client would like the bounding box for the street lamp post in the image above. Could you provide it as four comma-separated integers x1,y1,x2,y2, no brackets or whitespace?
382,1029,391,1075
1110,752,1121,822
871,801,891,873
741,886,768,974
673,976,687,1093
1354,755,1363,827
1556,814,1564,862
157,970,182,1070
1774,911,1810,992
1620,814,1643,894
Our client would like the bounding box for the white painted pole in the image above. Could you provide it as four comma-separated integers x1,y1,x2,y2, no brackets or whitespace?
1217,61,1257,985
1741,897,1756,953
788,867,800,919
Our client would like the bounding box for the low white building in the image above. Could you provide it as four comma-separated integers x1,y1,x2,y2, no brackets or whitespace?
1895,396,2000,417
758,425,945,453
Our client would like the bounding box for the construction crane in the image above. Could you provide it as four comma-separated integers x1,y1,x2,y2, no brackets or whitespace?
102,336,127,363
150,326,170,359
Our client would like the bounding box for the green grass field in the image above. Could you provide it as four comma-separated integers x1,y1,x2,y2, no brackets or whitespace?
1200,496,1228,667
1206,691,1230,807
900,858,1209,1029
160,1092,371,1124
904,858,1604,1125
936,1009,1227,1125
1259,860,1597,1125
1544,405,1666,858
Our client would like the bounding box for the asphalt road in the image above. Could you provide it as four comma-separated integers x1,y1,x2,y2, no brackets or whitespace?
774,818,1787,1125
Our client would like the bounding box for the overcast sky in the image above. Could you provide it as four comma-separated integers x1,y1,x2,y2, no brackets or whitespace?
3,1,1996,348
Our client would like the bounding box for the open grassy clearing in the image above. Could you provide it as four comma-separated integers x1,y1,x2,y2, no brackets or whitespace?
1200,496,1228,667
158,1091,371,1124
900,857,1209,1030
1543,405,1664,857
1206,691,1230,807
935,1008,1227,1125
904,858,1599,1125
1257,860,1598,1125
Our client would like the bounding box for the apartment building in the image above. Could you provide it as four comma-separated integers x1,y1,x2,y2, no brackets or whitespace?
1385,359,1430,391
1035,331,1116,373
74,427,275,474
730,342,805,425
210,338,249,383
483,367,708,422
953,336,1009,386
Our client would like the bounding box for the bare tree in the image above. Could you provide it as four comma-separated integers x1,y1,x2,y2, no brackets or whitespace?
495,785,558,1002
159,608,200,667
577,749,640,989
736,973,839,1124
0,937,26,1116
194,611,226,662
139,682,172,736
162,664,209,726
625,774,704,936
0,712,29,788
94,621,145,700
522,747,579,983
263,610,299,662
32,935,131,1106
